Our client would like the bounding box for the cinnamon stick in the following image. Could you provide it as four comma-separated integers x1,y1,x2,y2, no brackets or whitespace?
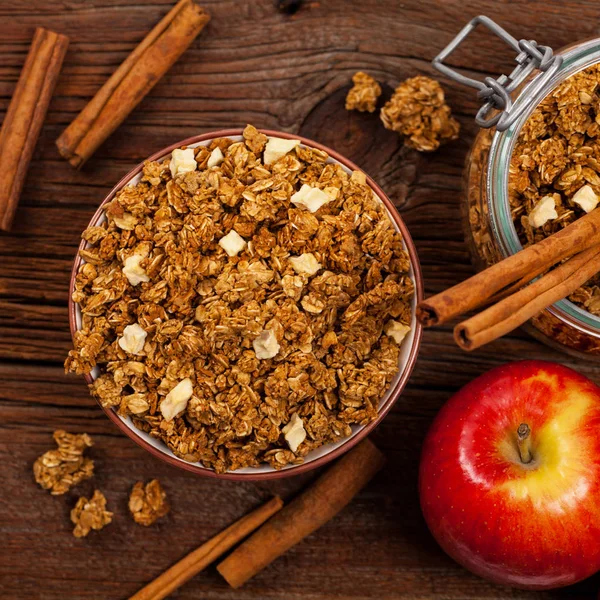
0,27,69,231
217,438,385,589
417,207,600,327
56,0,210,168
455,245,600,350
128,496,283,600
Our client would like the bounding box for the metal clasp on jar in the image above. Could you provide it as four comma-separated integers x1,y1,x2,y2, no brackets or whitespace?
432,15,563,131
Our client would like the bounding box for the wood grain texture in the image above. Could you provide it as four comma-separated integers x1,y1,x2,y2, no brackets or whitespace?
1,0,599,598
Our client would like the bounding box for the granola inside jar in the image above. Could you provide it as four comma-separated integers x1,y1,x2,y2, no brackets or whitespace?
462,34,600,357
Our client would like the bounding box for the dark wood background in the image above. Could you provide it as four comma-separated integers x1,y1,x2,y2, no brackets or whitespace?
2,0,600,598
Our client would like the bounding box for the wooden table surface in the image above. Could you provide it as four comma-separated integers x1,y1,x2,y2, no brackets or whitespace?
2,0,600,598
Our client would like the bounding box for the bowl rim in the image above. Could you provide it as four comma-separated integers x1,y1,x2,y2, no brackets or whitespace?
68,128,424,480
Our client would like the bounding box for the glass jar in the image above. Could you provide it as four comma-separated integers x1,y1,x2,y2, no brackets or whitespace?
438,17,600,357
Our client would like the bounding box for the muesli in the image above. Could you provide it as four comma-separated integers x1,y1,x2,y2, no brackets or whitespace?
65,125,414,473
509,64,600,314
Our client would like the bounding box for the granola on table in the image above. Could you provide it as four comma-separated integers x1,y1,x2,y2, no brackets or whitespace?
33,430,94,495
65,124,414,473
380,75,460,152
129,479,170,526
71,489,113,538
345,72,382,113
509,64,600,315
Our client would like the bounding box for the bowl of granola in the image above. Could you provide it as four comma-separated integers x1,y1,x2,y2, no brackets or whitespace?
66,125,423,479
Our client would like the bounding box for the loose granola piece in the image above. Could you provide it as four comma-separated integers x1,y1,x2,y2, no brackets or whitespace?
66,124,414,472
282,413,306,452
380,75,460,152
243,124,268,153
345,71,382,113
33,430,94,495
71,490,113,538
113,212,137,230
128,479,170,526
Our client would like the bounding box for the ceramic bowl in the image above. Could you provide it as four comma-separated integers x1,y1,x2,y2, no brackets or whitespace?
69,128,424,480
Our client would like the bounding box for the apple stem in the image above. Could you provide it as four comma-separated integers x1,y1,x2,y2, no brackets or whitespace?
517,423,533,464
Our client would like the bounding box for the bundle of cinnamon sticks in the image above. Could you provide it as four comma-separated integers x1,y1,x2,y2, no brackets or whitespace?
417,208,600,350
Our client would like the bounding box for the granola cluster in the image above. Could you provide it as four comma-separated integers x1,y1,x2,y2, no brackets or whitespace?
128,479,170,526
33,430,94,495
345,72,382,113
71,490,113,538
380,75,460,152
65,124,414,473
509,65,600,314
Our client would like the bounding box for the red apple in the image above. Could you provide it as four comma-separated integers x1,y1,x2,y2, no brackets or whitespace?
419,360,600,590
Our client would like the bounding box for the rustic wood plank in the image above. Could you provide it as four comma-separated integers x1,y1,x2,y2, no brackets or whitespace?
3,0,600,598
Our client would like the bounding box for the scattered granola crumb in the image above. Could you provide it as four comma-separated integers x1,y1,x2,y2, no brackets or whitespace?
128,479,170,526
66,124,414,473
33,430,94,495
345,71,382,113
263,137,300,164
71,490,113,538
380,75,460,152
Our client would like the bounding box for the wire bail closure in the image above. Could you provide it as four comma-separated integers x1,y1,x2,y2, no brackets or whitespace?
432,15,563,131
